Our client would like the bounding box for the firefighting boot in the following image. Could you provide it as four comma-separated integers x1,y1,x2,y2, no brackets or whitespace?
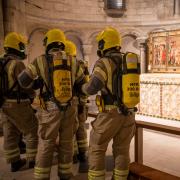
78,152,88,173
11,158,26,172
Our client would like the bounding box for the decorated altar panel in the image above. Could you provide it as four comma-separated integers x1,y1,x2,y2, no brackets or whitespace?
137,74,180,121
148,30,180,73
137,29,180,121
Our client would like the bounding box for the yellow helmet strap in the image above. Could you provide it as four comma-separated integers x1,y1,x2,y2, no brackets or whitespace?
97,49,103,58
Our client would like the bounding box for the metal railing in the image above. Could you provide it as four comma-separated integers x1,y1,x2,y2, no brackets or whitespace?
134,120,180,164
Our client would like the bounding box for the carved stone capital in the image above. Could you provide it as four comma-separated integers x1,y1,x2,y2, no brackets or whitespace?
136,37,148,48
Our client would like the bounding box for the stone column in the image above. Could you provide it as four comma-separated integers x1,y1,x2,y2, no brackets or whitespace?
174,0,180,17
82,44,92,62
0,0,4,53
137,37,147,74
3,0,26,35
140,43,147,73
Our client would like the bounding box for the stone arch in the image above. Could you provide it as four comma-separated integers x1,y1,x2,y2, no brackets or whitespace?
121,29,143,55
28,27,48,43
28,27,48,63
147,27,168,34
65,30,84,60
87,30,100,44
87,31,100,72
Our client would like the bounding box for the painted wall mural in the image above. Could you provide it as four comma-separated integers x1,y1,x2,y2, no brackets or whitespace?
148,30,180,73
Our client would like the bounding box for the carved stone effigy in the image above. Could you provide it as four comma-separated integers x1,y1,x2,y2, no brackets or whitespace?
137,73,180,121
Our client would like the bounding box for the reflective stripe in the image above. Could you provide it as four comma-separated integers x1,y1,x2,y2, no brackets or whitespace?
27,64,38,79
26,148,37,158
77,139,88,144
71,56,76,85
93,67,107,82
4,153,20,160
8,60,16,88
4,147,20,160
76,65,84,81
77,139,88,148
37,56,47,85
113,169,129,180
114,169,129,176
104,105,118,111
34,167,51,174
4,148,19,155
85,75,89,82
78,144,88,148
26,148,37,153
102,59,112,93
58,163,72,174
58,163,72,168
74,142,78,152
88,169,105,180
88,169,105,176
58,169,72,174
26,154,36,158
88,174,105,180
34,172,50,179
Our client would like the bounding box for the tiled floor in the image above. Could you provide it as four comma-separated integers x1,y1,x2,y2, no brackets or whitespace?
0,116,180,180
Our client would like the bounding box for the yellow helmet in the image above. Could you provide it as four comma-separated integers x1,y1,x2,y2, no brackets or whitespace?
65,40,77,56
44,28,66,48
4,32,27,52
96,27,121,52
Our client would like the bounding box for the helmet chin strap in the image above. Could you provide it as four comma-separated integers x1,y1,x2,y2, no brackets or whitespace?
97,50,103,58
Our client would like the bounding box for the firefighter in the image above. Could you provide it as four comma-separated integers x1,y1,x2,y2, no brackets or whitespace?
81,27,136,180
18,29,85,180
65,40,89,172
0,32,38,172
76,59,89,172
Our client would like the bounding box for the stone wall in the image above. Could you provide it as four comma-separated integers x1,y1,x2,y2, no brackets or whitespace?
2,0,180,68
0,0,4,54
3,0,26,35
25,0,174,24
23,0,180,70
